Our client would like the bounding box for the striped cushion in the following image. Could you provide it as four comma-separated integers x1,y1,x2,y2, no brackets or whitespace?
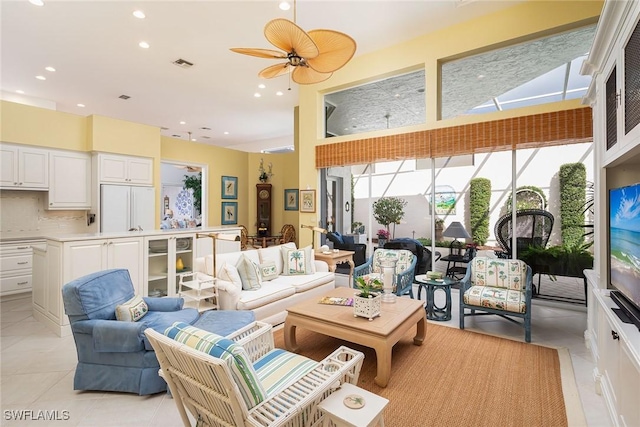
164,322,266,409
254,349,317,396
463,285,527,313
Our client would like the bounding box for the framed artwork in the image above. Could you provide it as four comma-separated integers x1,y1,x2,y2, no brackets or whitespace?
433,185,456,215
221,202,238,225
284,189,299,211
221,176,238,199
299,189,316,213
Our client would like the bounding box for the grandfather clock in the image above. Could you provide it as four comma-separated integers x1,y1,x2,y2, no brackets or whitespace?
256,183,272,236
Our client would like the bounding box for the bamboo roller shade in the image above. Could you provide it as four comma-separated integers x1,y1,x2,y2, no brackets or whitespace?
315,107,592,168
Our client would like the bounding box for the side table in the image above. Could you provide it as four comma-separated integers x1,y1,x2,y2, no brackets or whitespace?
414,274,456,321
314,250,355,284
318,382,388,427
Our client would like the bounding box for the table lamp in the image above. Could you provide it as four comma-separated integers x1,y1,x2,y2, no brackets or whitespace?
300,224,327,248
443,221,471,254
196,232,241,278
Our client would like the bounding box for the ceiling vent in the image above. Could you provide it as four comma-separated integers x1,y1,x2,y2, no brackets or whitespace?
160,127,169,130
173,58,194,69
118,94,131,100
200,126,211,130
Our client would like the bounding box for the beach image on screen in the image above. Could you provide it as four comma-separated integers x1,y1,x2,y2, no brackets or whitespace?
610,184,640,306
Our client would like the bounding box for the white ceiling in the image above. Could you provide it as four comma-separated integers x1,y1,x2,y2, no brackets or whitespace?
1,0,522,152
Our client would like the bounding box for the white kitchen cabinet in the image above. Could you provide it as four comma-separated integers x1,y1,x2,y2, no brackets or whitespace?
0,144,49,189
98,153,153,185
32,236,143,336
0,240,46,296
47,150,91,210
144,234,195,299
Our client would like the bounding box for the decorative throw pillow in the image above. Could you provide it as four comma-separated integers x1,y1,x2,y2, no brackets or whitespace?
236,254,262,290
281,245,315,275
259,261,278,281
164,322,266,409
115,294,148,322
218,262,242,292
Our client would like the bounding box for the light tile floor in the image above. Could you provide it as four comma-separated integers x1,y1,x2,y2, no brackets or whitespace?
1,291,612,426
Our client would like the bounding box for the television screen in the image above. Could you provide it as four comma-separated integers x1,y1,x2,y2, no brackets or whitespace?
609,182,640,310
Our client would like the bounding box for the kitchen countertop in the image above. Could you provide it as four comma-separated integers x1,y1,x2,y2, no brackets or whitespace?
25,226,242,243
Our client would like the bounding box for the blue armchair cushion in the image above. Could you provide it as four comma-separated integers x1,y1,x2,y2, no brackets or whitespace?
63,269,135,320
115,295,148,322
92,319,146,352
342,235,355,245
143,296,184,312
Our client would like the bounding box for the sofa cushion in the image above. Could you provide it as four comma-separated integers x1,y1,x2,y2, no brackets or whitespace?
206,250,260,276
218,262,242,292
236,254,262,290
164,322,266,409
271,272,334,293
259,261,278,281
281,245,315,276
259,243,295,275
115,295,148,322
236,282,296,311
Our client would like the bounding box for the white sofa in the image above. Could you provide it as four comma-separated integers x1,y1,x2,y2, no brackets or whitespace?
194,243,336,325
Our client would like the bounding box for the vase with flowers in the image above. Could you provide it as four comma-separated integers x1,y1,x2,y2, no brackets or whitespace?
377,228,390,247
353,276,383,320
258,158,273,183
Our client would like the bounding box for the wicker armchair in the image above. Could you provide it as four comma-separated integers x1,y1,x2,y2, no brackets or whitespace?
353,249,417,298
145,321,364,427
278,224,296,244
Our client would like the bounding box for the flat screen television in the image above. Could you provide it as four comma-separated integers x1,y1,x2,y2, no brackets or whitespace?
609,182,640,329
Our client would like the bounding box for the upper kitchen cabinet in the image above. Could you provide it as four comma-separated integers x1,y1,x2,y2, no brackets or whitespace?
0,144,49,189
47,150,91,210
97,153,153,185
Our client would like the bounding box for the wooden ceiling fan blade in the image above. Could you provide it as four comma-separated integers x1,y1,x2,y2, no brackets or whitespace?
264,19,319,59
259,63,292,79
292,66,332,85
230,48,287,59
307,30,357,73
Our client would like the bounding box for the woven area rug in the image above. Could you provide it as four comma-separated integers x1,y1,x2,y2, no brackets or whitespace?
273,324,584,427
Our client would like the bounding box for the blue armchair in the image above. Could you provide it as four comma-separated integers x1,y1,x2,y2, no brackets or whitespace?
353,249,417,298
62,268,199,395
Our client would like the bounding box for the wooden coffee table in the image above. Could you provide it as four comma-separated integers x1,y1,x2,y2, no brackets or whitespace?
284,287,426,387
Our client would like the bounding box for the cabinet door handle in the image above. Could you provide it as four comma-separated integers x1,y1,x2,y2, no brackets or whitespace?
17,246,29,250
17,261,29,265
17,281,28,286
611,330,619,340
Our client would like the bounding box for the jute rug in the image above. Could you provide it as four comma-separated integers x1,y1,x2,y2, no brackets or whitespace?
273,324,585,427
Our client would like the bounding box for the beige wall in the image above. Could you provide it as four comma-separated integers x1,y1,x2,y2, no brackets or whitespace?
295,0,603,247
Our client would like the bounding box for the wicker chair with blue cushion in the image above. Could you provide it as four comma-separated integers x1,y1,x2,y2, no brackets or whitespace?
353,249,417,298
145,321,365,426
459,257,533,342
61,268,200,395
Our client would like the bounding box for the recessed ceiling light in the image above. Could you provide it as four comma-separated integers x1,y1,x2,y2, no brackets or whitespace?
35,75,46,80
179,121,186,125
133,10,145,19
139,41,150,49
224,131,229,135
191,138,196,142
16,90,24,94
45,66,56,72
279,2,291,11
276,91,283,96
394,94,400,98
77,103,85,108
29,0,44,6
254,93,261,98
258,84,266,89
477,74,485,80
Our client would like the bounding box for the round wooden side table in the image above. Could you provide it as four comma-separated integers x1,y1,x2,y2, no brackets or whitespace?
415,275,455,321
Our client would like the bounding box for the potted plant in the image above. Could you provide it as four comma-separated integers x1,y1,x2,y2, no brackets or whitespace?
353,276,383,320
351,221,364,234
372,197,407,239
377,228,390,247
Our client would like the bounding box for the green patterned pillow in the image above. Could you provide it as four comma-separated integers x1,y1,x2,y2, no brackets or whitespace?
164,322,266,409
115,294,148,322
259,261,278,281
236,254,262,290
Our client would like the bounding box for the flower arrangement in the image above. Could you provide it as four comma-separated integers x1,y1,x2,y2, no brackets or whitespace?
377,229,390,239
258,158,273,182
355,276,383,298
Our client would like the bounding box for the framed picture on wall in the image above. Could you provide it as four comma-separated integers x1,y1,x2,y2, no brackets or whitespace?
284,189,299,211
221,176,238,199
221,202,238,225
299,189,316,213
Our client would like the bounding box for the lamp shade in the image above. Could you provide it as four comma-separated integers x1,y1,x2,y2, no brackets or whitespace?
443,221,471,239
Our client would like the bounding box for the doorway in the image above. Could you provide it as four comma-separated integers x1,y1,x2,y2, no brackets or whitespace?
160,161,207,227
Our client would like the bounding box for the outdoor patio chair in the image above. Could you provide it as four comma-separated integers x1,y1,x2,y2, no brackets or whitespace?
494,209,554,258
384,238,441,275
145,321,365,427
354,249,417,298
459,256,533,342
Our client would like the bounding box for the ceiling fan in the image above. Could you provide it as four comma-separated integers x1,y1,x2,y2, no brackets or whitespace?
230,2,356,85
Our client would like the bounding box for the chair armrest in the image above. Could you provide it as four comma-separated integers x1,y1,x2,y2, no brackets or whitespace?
395,256,417,295
226,321,275,363
216,279,241,310
81,319,146,352
353,258,372,280
248,346,365,425
143,296,184,312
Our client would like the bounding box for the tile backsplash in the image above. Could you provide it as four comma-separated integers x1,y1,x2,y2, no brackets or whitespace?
0,190,92,239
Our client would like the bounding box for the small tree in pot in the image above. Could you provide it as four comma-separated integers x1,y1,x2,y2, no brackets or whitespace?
373,197,407,239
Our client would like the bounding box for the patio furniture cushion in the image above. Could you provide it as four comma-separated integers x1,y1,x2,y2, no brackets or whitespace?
470,257,527,291
371,249,413,274
164,322,266,409
463,285,527,313
254,348,317,395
